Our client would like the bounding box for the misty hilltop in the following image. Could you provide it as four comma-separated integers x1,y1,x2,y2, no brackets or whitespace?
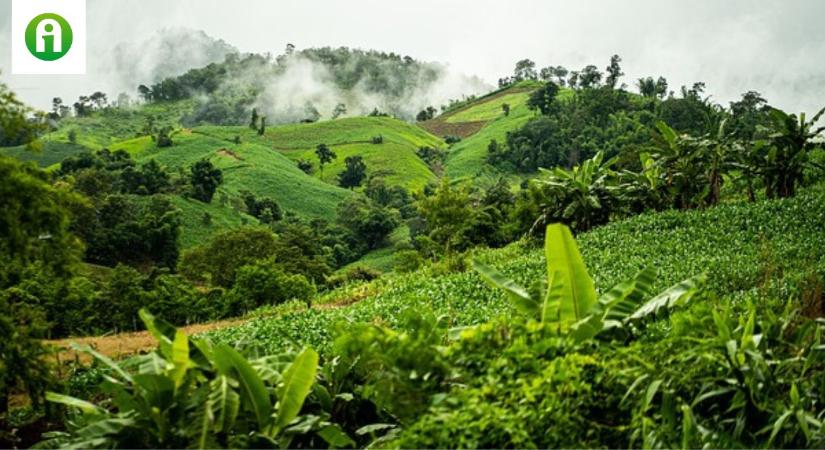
111,28,239,89
121,35,491,125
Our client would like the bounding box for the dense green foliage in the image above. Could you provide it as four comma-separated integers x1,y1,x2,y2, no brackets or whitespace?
43,311,331,449
0,153,77,429
2,47,825,448
48,195,825,447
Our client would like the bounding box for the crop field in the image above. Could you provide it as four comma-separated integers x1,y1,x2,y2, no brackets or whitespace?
445,92,531,123
195,117,443,191
207,188,825,354
109,132,352,221
0,141,90,168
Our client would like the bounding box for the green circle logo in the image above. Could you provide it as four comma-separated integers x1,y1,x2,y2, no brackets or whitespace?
25,13,73,61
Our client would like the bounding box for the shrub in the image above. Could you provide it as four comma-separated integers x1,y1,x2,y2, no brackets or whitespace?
394,250,423,273
189,159,223,203
443,135,461,145
223,259,315,315
179,227,279,287
41,311,335,449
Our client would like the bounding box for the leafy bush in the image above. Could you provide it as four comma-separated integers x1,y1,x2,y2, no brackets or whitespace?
529,152,618,233
179,227,278,287
223,260,315,316
41,310,343,449
71,194,181,270
336,196,399,251
189,159,223,203
443,135,461,145
393,250,423,273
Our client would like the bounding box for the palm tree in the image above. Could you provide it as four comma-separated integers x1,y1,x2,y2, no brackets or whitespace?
756,107,825,198
531,151,617,233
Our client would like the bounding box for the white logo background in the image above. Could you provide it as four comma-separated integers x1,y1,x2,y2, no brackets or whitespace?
11,0,86,74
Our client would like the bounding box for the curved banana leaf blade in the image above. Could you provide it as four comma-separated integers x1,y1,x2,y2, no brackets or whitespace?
214,344,273,430
70,343,133,384
318,423,356,449
209,375,240,434
274,347,319,434
600,266,657,323
46,392,106,416
472,260,537,317
139,309,178,359
544,224,597,326
629,273,707,321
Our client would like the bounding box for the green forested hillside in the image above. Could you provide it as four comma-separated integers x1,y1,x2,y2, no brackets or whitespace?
3,41,825,450
196,116,444,191
109,131,352,221
419,82,543,184
208,187,825,352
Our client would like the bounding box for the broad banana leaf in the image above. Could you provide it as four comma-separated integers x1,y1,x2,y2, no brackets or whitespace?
214,344,273,430
46,392,105,416
472,260,537,317
543,224,597,326
629,273,707,321
208,375,240,433
274,347,319,434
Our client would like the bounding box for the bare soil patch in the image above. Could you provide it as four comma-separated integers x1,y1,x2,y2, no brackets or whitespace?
49,319,244,364
217,148,242,160
419,119,487,139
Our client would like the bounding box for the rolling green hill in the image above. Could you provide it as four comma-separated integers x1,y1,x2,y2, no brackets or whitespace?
0,101,194,168
420,81,571,186
0,141,91,168
2,104,443,251
196,116,444,191
50,100,194,150
109,131,352,222
169,195,258,249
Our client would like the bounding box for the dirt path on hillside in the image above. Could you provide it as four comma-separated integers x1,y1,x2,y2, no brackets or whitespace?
49,319,246,364
48,284,377,364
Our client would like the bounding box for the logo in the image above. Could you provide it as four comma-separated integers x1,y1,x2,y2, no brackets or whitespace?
25,13,74,61
12,0,86,75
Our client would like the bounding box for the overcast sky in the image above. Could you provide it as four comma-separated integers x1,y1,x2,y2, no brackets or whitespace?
2,0,825,114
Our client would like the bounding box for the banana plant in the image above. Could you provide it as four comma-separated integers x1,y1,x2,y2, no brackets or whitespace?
532,151,618,233
473,223,706,342
755,107,825,198
39,309,350,449
618,152,669,213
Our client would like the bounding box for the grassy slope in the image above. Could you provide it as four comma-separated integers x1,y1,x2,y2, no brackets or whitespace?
0,141,91,168
169,195,258,249
196,116,444,192
430,83,538,185
207,188,825,353
436,83,574,186
0,101,194,168
52,101,195,150
1,105,433,251
340,225,411,274
110,131,352,222
444,95,536,185
445,92,531,123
